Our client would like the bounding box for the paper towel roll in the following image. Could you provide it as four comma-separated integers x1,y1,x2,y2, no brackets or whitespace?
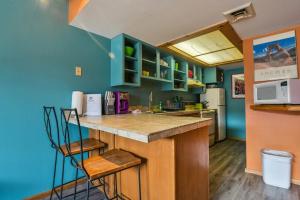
71,91,83,115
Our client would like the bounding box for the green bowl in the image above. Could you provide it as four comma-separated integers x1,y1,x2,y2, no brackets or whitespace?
125,46,134,57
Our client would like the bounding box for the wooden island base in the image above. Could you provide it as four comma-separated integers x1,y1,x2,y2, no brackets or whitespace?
89,126,209,200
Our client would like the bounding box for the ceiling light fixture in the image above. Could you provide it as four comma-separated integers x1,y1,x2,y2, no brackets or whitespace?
160,22,243,66
171,30,243,65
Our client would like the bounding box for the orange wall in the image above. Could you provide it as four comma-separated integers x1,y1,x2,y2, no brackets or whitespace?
244,25,300,180
68,0,89,22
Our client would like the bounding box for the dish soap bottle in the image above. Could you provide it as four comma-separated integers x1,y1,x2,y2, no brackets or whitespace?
159,101,163,112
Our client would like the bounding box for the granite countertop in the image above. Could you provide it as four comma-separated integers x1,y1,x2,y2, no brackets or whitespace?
70,113,212,143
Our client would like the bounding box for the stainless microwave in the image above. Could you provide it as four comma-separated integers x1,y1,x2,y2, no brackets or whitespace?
254,79,300,104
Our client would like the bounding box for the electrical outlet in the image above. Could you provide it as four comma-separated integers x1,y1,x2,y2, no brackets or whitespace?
75,66,82,77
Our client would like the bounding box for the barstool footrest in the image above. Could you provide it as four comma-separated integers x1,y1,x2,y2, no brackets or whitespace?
53,178,105,199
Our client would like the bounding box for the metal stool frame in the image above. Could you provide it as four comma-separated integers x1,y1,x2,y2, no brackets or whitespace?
43,106,106,200
61,108,142,200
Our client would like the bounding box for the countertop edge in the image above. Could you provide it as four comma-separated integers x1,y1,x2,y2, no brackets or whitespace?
70,120,150,143
70,116,212,143
148,118,212,142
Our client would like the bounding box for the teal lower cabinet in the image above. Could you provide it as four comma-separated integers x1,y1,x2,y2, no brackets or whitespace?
203,67,224,84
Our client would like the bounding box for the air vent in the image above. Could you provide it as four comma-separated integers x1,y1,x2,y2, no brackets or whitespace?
223,2,256,23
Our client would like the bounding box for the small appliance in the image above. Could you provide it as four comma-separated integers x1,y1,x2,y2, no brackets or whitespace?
104,91,115,115
114,91,129,114
254,79,300,104
83,94,102,116
71,91,84,115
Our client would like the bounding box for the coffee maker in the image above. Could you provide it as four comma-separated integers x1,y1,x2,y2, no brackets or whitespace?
114,91,129,114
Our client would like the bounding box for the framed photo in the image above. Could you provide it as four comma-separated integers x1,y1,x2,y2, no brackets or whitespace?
253,30,297,82
232,74,245,98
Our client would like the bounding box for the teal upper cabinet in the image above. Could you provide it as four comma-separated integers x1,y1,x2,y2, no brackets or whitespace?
173,57,188,91
111,34,141,87
203,68,224,84
187,63,204,94
141,44,159,80
111,33,196,92
140,43,173,83
162,56,188,92
188,63,202,82
158,51,173,83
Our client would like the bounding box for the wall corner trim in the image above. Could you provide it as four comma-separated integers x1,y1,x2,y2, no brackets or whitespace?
68,0,90,23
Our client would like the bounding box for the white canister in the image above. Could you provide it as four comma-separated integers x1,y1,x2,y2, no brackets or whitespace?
71,91,84,115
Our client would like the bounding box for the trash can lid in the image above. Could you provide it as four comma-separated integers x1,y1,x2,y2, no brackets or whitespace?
261,149,293,158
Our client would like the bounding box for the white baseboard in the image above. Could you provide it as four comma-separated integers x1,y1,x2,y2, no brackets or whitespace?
245,168,262,176
245,168,300,185
227,136,246,142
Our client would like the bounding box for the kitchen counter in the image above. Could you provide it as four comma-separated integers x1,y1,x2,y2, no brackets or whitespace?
74,113,211,200
157,109,215,116
70,113,211,143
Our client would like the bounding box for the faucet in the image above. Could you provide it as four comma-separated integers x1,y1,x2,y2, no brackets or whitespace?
148,91,153,112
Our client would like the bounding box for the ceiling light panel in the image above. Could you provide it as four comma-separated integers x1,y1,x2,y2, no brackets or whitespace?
195,47,243,65
173,30,234,56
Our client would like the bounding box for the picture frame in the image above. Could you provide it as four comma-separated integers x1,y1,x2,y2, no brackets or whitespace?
232,73,245,99
253,30,298,82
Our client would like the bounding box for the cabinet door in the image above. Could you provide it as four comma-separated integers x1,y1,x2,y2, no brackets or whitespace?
203,68,224,84
203,68,217,84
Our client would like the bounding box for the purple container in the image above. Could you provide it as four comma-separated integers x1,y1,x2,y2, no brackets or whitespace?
114,91,129,114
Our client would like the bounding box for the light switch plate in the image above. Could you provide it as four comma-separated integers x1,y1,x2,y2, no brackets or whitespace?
75,66,82,76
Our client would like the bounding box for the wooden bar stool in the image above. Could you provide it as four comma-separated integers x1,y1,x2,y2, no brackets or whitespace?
61,108,143,200
43,106,107,200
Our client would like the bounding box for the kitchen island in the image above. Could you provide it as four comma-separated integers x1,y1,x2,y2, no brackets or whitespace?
71,113,211,200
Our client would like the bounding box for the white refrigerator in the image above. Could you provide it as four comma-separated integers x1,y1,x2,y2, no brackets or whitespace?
201,88,226,141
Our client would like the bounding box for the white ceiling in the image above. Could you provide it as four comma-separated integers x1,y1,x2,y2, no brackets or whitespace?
71,0,300,46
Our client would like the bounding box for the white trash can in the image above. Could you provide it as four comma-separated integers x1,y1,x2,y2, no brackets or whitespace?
261,149,293,189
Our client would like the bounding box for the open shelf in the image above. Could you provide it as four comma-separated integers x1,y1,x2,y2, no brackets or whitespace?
160,78,172,83
125,68,138,73
125,56,137,61
142,45,157,63
174,78,185,82
122,36,140,86
141,76,173,83
142,58,156,65
173,88,186,92
160,65,171,69
159,51,172,82
142,44,158,79
141,75,157,80
142,65,157,78
250,104,300,112
188,63,194,79
174,70,186,74
172,57,188,91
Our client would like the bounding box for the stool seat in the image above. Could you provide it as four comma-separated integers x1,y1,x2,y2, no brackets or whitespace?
83,149,142,180
61,138,106,156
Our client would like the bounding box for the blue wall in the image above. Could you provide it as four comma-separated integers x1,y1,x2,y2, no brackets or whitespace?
0,1,196,199
223,67,246,140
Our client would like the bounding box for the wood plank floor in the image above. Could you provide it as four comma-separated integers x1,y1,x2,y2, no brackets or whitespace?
43,184,106,200
210,139,300,200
